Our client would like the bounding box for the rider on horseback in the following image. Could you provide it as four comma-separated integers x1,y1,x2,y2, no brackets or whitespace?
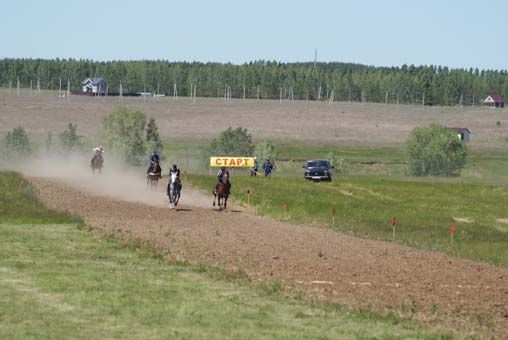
215,166,231,194
146,151,161,176
169,164,182,185
150,151,160,163
92,145,104,163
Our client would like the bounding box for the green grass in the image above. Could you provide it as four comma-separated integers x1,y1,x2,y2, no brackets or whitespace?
0,171,82,224
188,174,508,265
0,172,451,340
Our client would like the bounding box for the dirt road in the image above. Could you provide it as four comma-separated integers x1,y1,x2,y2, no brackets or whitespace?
26,173,508,339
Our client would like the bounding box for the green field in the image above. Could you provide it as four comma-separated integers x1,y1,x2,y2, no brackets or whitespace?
187,174,508,265
0,172,452,339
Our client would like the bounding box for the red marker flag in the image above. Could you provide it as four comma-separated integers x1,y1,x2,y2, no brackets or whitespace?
450,223,455,234
392,216,397,225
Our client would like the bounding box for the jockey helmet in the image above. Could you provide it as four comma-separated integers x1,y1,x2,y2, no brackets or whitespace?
173,164,177,170
221,166,226,171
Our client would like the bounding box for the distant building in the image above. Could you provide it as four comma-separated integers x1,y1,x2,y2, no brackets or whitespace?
483,93,504,108
448,127,471,143
82,77,107,95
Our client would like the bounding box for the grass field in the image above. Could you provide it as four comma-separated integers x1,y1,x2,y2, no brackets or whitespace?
0,172,452,339
188,174,508,266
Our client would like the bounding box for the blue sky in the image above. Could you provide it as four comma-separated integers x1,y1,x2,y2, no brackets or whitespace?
2,0,507,69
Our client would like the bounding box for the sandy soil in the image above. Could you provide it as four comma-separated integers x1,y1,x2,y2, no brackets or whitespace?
26,169,508,339
1,93,508,149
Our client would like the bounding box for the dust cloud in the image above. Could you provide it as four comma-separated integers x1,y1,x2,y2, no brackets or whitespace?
2,152,212,209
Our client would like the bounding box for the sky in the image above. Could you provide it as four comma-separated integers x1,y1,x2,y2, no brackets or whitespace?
2,0,508,70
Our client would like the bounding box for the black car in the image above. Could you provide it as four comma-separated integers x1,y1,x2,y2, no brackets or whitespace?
303,160,333,181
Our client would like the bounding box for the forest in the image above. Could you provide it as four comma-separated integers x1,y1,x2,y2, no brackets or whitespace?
1,58,507,106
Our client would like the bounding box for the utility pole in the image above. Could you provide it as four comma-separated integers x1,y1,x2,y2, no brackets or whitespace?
385,91,388,105
8,79,11,96
30,80,32,96
67,78,70,99
59,78,62,97
173,82,178,99
422,92,425,107
37,77,41,95
119,82,123,102
17,77,20,96
243,83,246,100
257,85,260,100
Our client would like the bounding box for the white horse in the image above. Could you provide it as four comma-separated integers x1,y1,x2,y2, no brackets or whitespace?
167,173,181,209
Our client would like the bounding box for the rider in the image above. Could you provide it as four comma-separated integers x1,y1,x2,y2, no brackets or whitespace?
150,151,160,163
215,166,231,194
169,164,181,182
146,151,161,175
92,145,104,161
263,158,273,177
251,157,259,176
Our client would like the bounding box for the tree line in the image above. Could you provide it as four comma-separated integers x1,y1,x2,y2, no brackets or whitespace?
1,58,508,106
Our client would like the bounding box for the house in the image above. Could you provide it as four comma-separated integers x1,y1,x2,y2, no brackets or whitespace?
448,127,471,143
82,77,107,95
483,93,504,108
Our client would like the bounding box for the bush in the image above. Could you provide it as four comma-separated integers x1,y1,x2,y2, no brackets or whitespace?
326,151,347,174
59,123,82,151
102,106,147,165
406,124,467,176
146,117,164,155
3,127,31,159
208,127,254,156
254,140,278,162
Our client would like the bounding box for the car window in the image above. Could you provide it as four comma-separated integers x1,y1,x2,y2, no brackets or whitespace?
307,161,329,167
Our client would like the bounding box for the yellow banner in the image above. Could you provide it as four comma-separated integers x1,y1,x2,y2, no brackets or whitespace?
210,157,254,167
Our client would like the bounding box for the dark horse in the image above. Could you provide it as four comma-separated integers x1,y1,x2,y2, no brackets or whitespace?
213,173,229,209
91,154,103,174
167,172,181,209
146,161,161,190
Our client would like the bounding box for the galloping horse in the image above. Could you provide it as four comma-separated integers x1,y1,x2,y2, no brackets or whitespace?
167,172,181,209
213,173,229,209
146,161,161,190
91,155,103,174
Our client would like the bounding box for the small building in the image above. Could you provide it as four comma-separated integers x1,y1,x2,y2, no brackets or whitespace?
449,127,471,143
483,93,504,108
82,77,107,95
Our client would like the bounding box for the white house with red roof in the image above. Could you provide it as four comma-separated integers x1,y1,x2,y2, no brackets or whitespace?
483,93,504,108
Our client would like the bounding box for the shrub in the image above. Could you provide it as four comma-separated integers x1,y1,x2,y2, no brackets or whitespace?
3,127,31,159
326,151,347,174
254,140,278,162
102,106,147,165
208,127,254,156
146,117,163,155
59,123,82,151
406,124,467,176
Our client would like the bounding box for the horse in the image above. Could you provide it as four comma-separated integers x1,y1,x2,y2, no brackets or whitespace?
213,173,229,209
91,155,103,174
167,172,181,209
146,161,161,190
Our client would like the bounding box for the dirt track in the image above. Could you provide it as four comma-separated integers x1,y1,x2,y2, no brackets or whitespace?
30,176,508,339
